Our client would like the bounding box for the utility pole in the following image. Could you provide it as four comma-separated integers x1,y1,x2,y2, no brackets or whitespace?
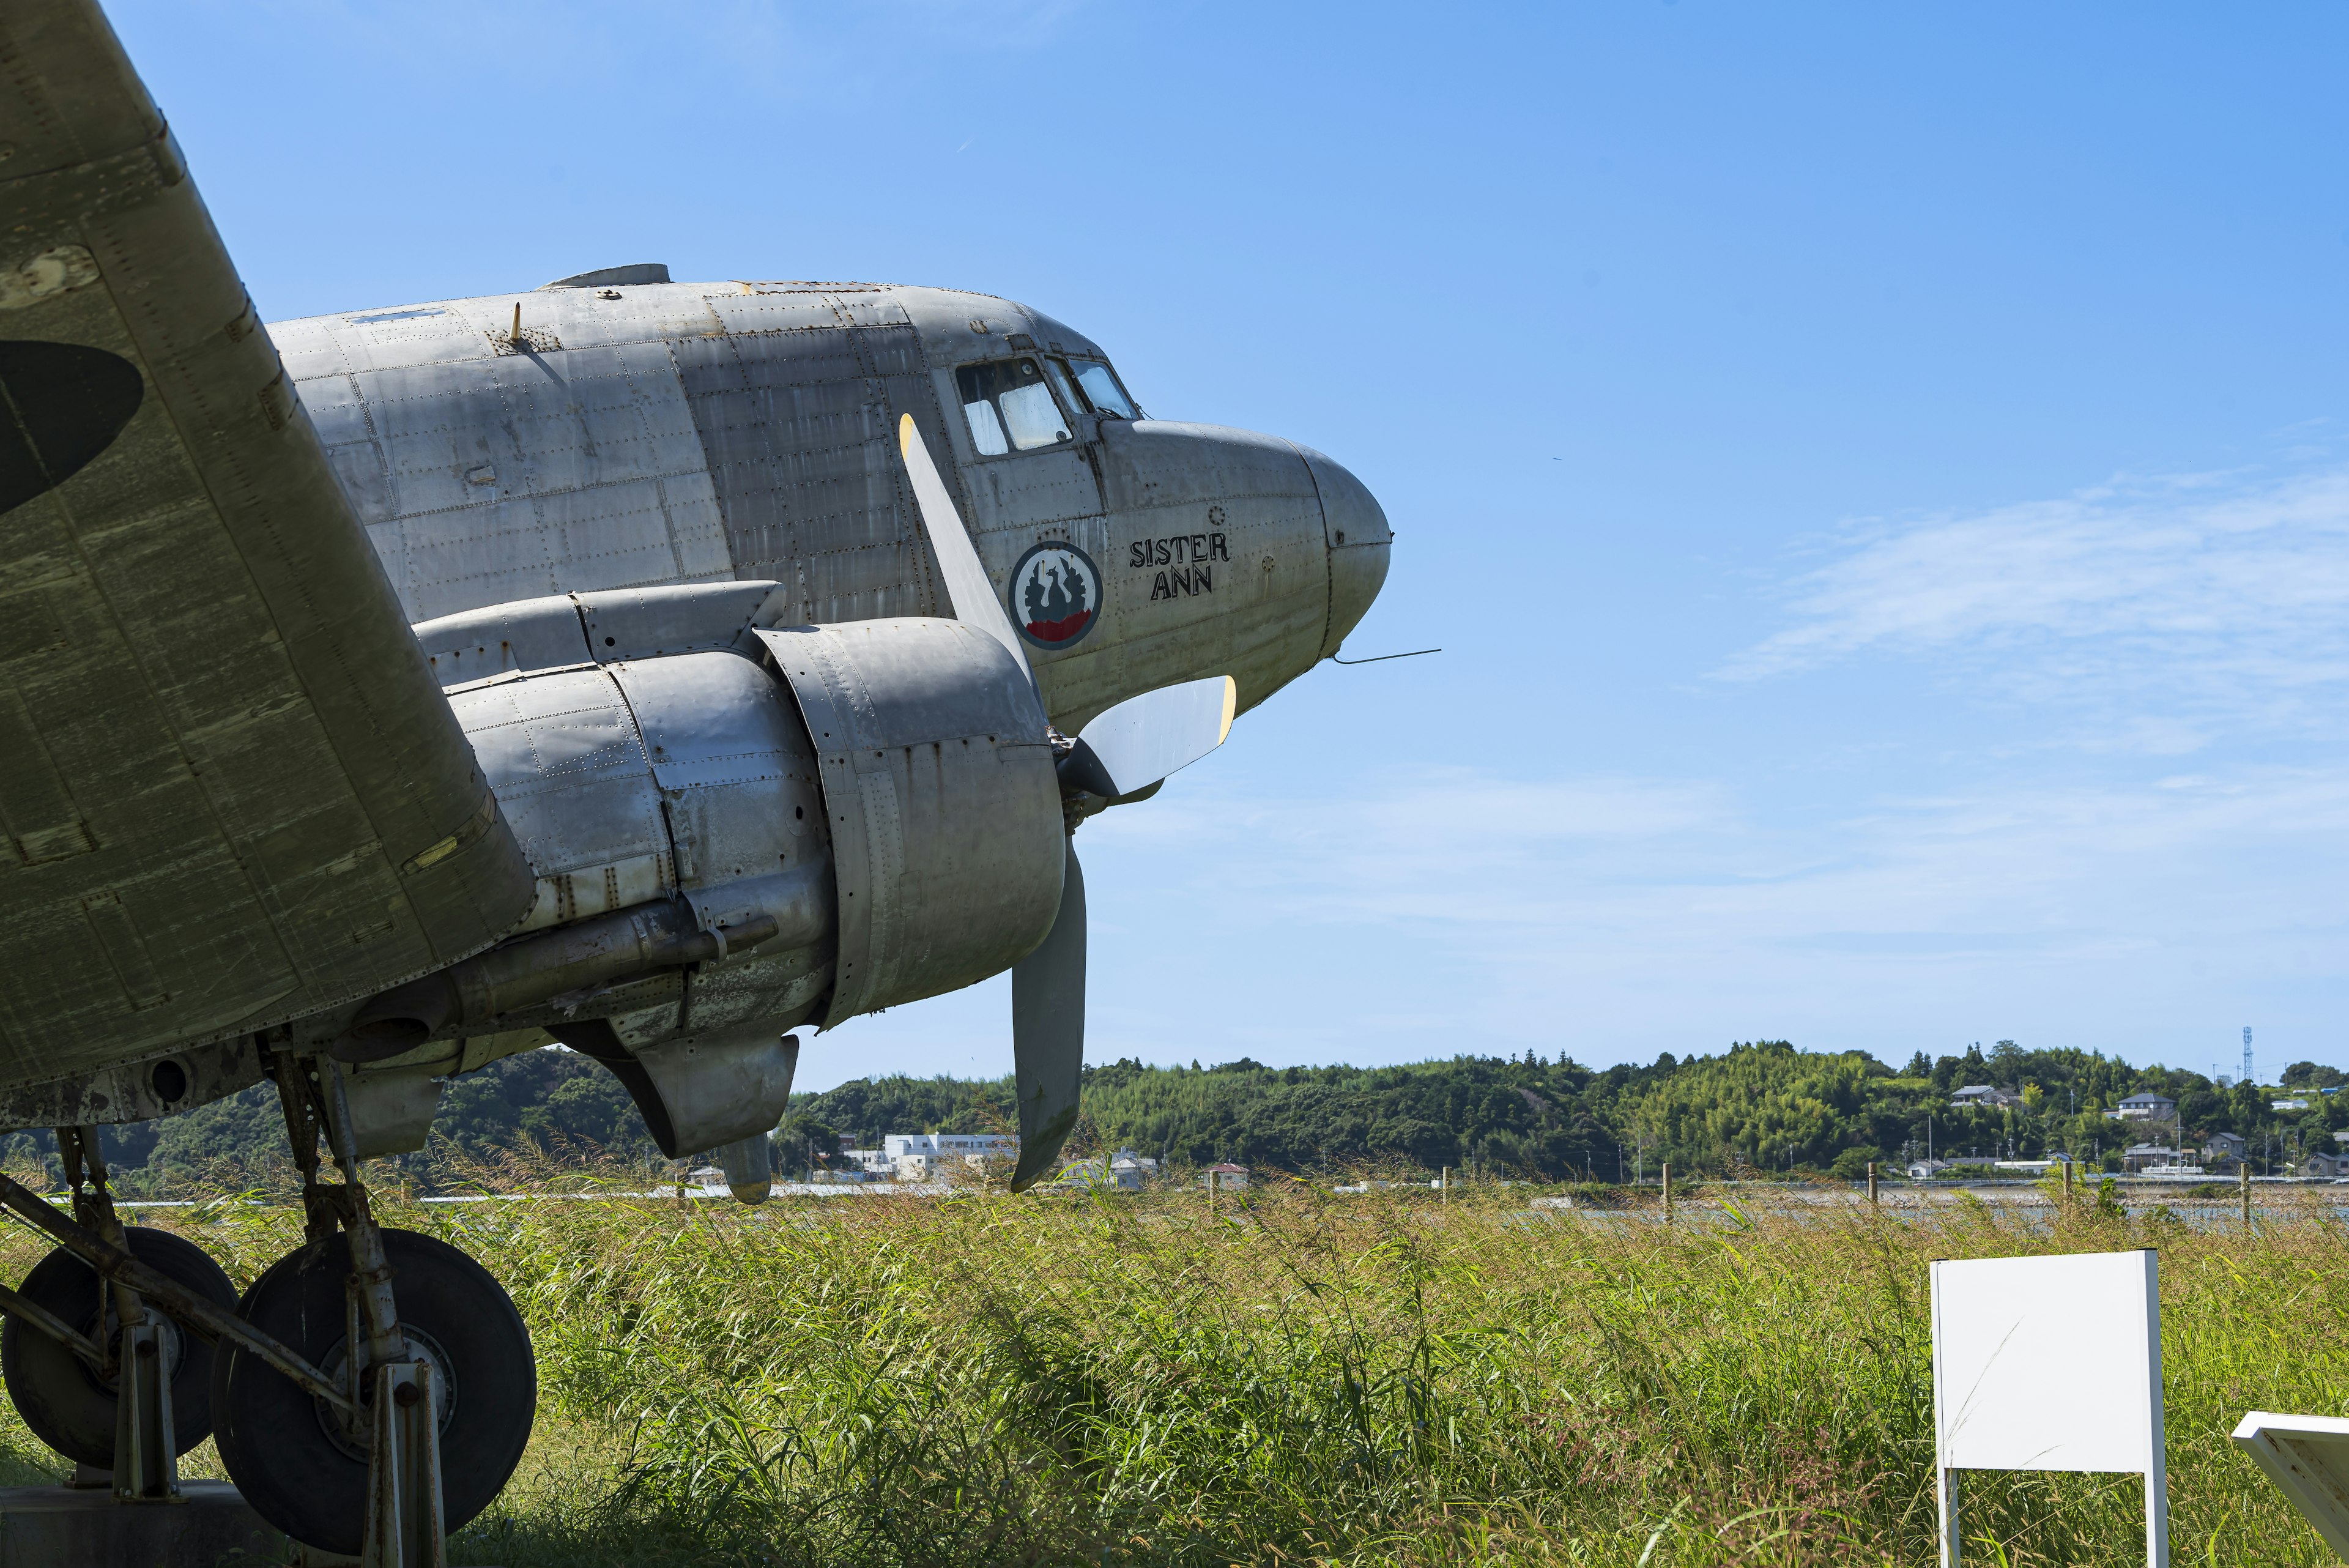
2244,1026,2255,1090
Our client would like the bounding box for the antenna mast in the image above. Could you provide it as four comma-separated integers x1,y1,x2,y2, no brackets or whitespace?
2242,1026,2254,1088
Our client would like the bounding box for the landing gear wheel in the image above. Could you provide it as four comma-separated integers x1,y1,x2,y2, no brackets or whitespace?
0,1227,237,1466
211,1227,535,1556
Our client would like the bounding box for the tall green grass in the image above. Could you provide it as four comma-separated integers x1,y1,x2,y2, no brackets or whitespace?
0,1177,2341,1566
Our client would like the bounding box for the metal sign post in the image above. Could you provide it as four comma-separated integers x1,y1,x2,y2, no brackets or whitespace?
1930,1249,2168,1568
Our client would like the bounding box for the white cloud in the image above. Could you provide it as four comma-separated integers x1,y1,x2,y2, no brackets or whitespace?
1717,466,2349,751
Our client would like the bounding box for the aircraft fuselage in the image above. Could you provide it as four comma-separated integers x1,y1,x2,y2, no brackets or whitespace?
270,273,1392,731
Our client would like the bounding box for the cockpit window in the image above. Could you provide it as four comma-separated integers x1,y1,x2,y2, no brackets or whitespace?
957,359,1071,455
1066,360,1140,419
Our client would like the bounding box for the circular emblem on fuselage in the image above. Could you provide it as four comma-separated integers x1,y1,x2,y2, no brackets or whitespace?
1010,540,1101,652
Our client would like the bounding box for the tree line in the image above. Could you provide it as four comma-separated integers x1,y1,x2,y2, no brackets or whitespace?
17,1038,2343,1191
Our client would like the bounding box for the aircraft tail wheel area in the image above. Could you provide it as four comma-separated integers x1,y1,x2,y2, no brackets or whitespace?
0,1052,536,1562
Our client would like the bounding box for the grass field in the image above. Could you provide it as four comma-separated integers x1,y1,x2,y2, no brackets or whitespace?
0,1175,2341,1567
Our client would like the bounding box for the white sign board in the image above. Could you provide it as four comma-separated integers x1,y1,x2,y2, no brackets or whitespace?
1929,1249,2167,1567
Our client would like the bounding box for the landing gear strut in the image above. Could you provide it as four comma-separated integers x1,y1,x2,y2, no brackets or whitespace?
210,1053,535,1561
0,1053,535,1564
0,1126,236,1494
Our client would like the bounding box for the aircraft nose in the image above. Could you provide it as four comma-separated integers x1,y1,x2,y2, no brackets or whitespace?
1294,445,1393,658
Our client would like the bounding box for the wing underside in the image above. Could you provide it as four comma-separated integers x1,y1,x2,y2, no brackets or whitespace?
0,2,534,1089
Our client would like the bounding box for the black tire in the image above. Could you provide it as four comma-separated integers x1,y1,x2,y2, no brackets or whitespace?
0,1227,237,1466
210,1227,535,1556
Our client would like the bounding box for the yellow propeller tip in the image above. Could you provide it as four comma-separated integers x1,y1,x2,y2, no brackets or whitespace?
1218,676,1237,743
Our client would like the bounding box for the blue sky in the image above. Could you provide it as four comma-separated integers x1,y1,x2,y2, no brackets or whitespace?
112,1,2349,1087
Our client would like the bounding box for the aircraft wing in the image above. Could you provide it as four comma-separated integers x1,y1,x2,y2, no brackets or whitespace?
0,2,535,1087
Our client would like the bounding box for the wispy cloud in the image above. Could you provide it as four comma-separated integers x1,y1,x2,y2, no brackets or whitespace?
1070,757,2349,1064
1716,465,2349,750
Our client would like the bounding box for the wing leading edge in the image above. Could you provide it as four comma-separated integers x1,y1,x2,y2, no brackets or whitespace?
0,2,534,1085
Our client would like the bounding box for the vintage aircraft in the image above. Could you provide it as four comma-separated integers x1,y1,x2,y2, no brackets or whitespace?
0,0,1390,1559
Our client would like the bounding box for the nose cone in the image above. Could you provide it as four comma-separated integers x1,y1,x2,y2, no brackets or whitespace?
1295,445,1393,658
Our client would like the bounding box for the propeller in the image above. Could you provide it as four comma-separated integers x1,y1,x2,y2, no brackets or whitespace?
897,414,1235,1190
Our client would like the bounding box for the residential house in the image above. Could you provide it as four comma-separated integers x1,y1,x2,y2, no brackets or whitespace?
1950,1085,2023,1110
1201,1162,1249,1191
2122,1143,2199,1175
1108,1150,1159,1190
2201,1132,2246,1173
2106,1093,2178,1123
2301,1150,2349,1180
1907,1158,1953,1179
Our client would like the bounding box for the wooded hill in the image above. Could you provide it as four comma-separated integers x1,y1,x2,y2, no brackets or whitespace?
25,1038,2346,1191
789,1041,2349,1182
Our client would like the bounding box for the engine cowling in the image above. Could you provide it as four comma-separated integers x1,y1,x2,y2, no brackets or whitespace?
754,619,1064,1024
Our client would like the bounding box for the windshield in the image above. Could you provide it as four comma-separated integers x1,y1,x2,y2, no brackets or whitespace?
1065,359,1140,419
956,359,1072,454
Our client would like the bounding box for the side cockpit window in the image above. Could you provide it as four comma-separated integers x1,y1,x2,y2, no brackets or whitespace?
1066,360,1140,420
957,359,1071,455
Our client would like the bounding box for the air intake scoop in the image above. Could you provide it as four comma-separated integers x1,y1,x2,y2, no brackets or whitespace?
540,263,670,289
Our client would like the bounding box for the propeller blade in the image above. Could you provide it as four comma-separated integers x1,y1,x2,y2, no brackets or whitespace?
897,413,1038,701
1009,836,1085,1191
1058,675,1238,798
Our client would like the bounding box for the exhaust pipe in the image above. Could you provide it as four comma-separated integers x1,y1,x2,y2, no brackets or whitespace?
333,869,824,1062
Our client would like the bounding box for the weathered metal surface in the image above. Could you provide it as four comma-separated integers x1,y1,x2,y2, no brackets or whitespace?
340,1072,443,1159
1086,420,1333,726
1296,441,1395,660
606,650,824,893
0,1031,265,1131
631,1020,798,1154
576,580,783,662
449,668,675,934
276,312,737,622
272,278,1365,735
346,647,836,1065
756,620,1064,1025
412,593,593,686
0,0,535,1091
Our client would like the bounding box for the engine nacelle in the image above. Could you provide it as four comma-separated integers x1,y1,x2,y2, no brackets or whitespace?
339,593,1066,1159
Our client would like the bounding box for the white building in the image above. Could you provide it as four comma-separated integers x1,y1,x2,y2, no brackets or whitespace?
865,1133,1019,1181
1108,1150,1159,1190
1201,1162,1249,1191
1950,1085,2022,1109
885,1132,1017,1165
2106,1093,2178,1122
